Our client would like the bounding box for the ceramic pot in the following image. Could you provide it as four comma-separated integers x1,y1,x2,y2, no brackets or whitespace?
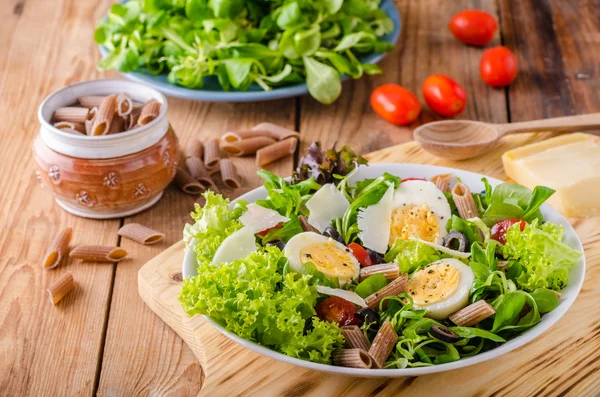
33,79,179,219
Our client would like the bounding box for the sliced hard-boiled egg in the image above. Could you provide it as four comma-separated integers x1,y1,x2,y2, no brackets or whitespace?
305,183,350,232
390,180,451,246
406,258,474,320
357,185,394,254
285,232,360,285
212,227,257,266
239,203,290,234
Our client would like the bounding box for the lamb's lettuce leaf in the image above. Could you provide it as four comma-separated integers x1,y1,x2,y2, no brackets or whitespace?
480,182,555,226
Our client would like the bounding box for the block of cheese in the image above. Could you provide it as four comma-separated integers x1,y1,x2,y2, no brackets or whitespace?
502,133,600,217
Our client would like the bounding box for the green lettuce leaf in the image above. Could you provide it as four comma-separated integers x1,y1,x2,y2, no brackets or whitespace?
179,246,344,363
503,220,581,291
384,239,441,274
481,183,555,226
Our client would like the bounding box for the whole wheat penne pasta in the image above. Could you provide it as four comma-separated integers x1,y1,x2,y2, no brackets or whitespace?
86,106,97,121
47,272,75,305
69,245,128,262
251,122,300,140
185,139,204,159
497,260,509,271
203,138,221,169
85,119,94,136
332,349,373,369
125,108,141,131
452,183,479,219
174,168,205,195
221,136,276,156
368,321,397,368
431,173,452,192
299,215,320,233
42,227,73,269
365,274,408,310
54,121,86,134
107,115,124,135
118,223,164,245
449,300,495,326
256,137,298,167
117,92,133,117
137,99,161,126
91,94,117,136
221,129,278,143
53,107,90,123
220,159,242,189
185,157,215,189
359,263,400,282
78,95,106,109
341,325,371,351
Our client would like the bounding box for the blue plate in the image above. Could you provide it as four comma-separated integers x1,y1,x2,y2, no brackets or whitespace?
100,1,401,102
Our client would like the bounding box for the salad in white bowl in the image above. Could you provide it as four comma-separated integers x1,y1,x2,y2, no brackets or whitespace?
179,142,584,373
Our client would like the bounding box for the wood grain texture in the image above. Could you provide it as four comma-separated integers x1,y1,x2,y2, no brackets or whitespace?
139,135,600,397
299,0,507,158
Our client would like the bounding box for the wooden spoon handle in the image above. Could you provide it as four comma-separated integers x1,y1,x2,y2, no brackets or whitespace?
495,113,600,136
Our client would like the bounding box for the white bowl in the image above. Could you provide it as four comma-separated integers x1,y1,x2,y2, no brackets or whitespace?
182,163,585,378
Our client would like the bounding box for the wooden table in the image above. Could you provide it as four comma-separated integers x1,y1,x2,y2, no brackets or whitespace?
1,0,599,396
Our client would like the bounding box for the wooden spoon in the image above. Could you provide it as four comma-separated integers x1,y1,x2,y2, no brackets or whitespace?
413,113,600,160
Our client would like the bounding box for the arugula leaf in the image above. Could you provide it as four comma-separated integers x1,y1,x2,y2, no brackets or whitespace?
451,326,506,342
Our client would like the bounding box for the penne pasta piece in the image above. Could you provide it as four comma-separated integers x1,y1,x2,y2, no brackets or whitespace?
47,272,75,305
431,173,452,192
220,159,242,189
221,136,276,156
256,137,298,167
221,129,278,143
106,115,124,135
85,119,94,136
54,121,86,134
341,325,371,351
117,92,133,117
251,122,300,140
185,157,215,190
53,107,90,123
69,245,128,262
449,300,496,326
332,349,373,369
368,321,397,368
124,107,141,131
174,167,205,195
78,95,106,109
364,274,408,310
359,263,400,282
86,106,97,121
452,183,479,219
42,227,73,269
91,94,117,136
118,223,164,245
184,139,204,159
203,138,221,169
137,99,161,125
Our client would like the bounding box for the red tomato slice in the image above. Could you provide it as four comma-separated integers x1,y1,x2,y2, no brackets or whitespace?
422,75,467,117
491,219,526,244
348,242,374,267
257,223,283,237
370,84,421,126
316,297,358,326
449,10,498,46
480,46,518,87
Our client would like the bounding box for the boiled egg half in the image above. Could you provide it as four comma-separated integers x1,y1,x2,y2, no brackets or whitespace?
406,258,474,320
389,180,451,246
285,232,360,285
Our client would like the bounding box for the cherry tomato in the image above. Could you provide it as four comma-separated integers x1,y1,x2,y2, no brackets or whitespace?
480,46,518,87
491,219,526,244
370,84,421,125
401,177,426,182
256,223,283,237
449,10,498,46
422,75,467,117
348,242,373,267
316,297,359,326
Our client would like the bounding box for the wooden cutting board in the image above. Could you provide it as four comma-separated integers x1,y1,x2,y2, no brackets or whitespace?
138,133,600,397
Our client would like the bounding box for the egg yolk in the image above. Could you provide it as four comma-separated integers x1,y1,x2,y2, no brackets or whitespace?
389,204,440,246
299,242,357,282
407,263,460,305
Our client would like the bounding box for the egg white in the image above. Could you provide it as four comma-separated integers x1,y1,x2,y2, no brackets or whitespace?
407,258,474,320
390,180,451,245
285,232,360,285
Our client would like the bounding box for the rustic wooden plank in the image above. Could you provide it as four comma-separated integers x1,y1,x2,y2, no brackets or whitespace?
96,97,297,395
0,0,120,396
299,0,508,157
